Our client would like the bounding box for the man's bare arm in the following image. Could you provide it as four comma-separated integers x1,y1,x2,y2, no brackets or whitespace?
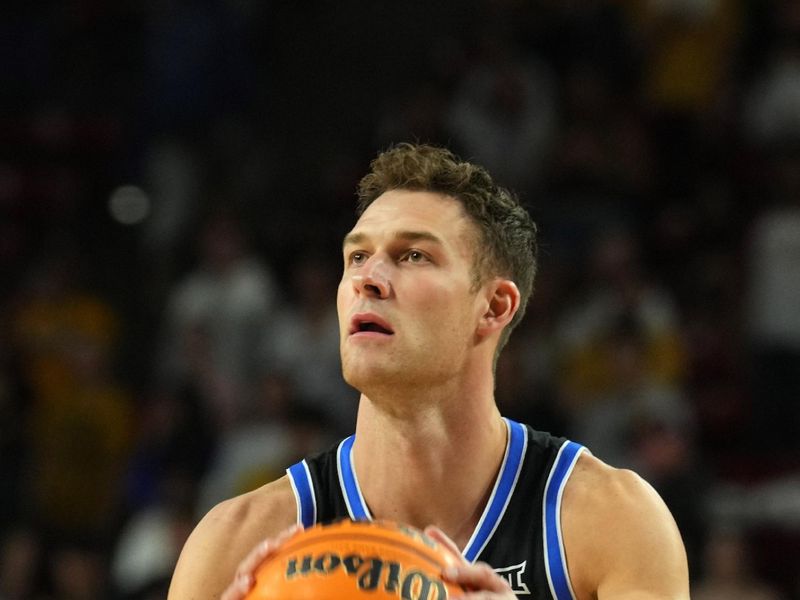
167,477,297,600
563,454,690,600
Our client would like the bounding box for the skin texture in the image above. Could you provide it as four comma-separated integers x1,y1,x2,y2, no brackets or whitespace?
168,190,689,600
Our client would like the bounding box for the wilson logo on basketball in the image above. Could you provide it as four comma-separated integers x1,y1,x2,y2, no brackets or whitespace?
286,552,450,599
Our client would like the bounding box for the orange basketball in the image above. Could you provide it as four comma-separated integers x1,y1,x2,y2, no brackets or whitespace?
245,520,465,600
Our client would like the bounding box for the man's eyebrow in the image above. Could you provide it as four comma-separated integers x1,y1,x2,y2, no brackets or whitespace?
342,230,443,249
395,230,443,244
342,232,366,249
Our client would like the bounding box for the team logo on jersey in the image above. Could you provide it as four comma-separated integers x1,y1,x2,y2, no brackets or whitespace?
494,561,531,595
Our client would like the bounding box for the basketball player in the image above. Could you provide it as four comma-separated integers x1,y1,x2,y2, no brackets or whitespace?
168,144,690,599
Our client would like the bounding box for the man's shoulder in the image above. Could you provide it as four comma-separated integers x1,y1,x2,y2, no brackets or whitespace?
168,476,297,600
565,452,657,510
206,475,296,529
561,453,690,599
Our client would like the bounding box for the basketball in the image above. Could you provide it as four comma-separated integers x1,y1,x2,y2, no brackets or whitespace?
245,520,465,600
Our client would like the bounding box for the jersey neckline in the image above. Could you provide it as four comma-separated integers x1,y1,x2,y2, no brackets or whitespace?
335,417,529,562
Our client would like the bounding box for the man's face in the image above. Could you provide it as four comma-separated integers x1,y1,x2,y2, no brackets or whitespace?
337,189,485,394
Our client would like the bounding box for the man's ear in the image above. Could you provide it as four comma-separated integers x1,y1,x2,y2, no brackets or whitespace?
476,279,520,337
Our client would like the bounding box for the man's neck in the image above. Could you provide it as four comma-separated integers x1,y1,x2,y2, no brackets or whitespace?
351,387,508,550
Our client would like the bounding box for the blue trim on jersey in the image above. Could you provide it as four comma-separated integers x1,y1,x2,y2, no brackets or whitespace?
287,460,316,528
543,440,584,600
338,435,372,521
463,418,528,563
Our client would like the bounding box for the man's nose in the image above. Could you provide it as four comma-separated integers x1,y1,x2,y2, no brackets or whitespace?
351,258,391,298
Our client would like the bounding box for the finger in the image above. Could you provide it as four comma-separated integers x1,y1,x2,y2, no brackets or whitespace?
443,562,513,594
234,541,270,581
235,524,303,581
423,526,465,562
220,571,255,600
272,522,304,548
224,524,304,599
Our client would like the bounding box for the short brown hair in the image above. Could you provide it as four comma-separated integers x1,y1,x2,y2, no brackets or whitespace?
356,143,538,354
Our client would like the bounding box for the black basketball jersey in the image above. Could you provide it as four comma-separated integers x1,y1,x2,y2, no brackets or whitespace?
286,418,586,599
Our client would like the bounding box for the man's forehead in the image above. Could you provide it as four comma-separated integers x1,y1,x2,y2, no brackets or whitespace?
346,189,474,242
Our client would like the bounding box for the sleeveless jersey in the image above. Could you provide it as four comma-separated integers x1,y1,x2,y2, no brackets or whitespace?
286,418,586,599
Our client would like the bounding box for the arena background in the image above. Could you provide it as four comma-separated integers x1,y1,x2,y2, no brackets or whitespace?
2,1,799,598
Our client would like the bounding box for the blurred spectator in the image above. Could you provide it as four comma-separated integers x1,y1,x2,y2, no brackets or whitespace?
196,373,332,516
122,388,217,515
139,139,203,300
12,250,119,404
27,327,133,542
626,0,743,115
692,527,784,600
568,313,690,470
535,2,648,213
682,289,751,462
550,62,653,201
556,228,685,401
743,0,800,148
10,248,132,541
110,469,196,600
446,39,557,194
260,254,356,436
745,41,800,145
745,145,800,452
624,0,743,194
545,60,653,251
157,213,278,429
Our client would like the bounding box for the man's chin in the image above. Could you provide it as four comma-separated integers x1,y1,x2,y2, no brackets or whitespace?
343,361,399,391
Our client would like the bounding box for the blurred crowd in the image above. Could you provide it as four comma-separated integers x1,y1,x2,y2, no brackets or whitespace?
1,1,800,598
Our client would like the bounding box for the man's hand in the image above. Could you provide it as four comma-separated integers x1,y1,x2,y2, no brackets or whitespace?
425,527,516,599
219,524,303,600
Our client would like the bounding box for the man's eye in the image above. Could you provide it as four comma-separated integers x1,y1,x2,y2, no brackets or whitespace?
403,250,428,263
350,252,367,265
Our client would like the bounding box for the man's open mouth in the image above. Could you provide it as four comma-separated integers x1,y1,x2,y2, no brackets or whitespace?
357,322,392,334
350,314,395,335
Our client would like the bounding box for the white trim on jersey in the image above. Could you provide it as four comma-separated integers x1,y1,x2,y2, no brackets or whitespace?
286,459,317,527
337,436,373,521
542,440,585,600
